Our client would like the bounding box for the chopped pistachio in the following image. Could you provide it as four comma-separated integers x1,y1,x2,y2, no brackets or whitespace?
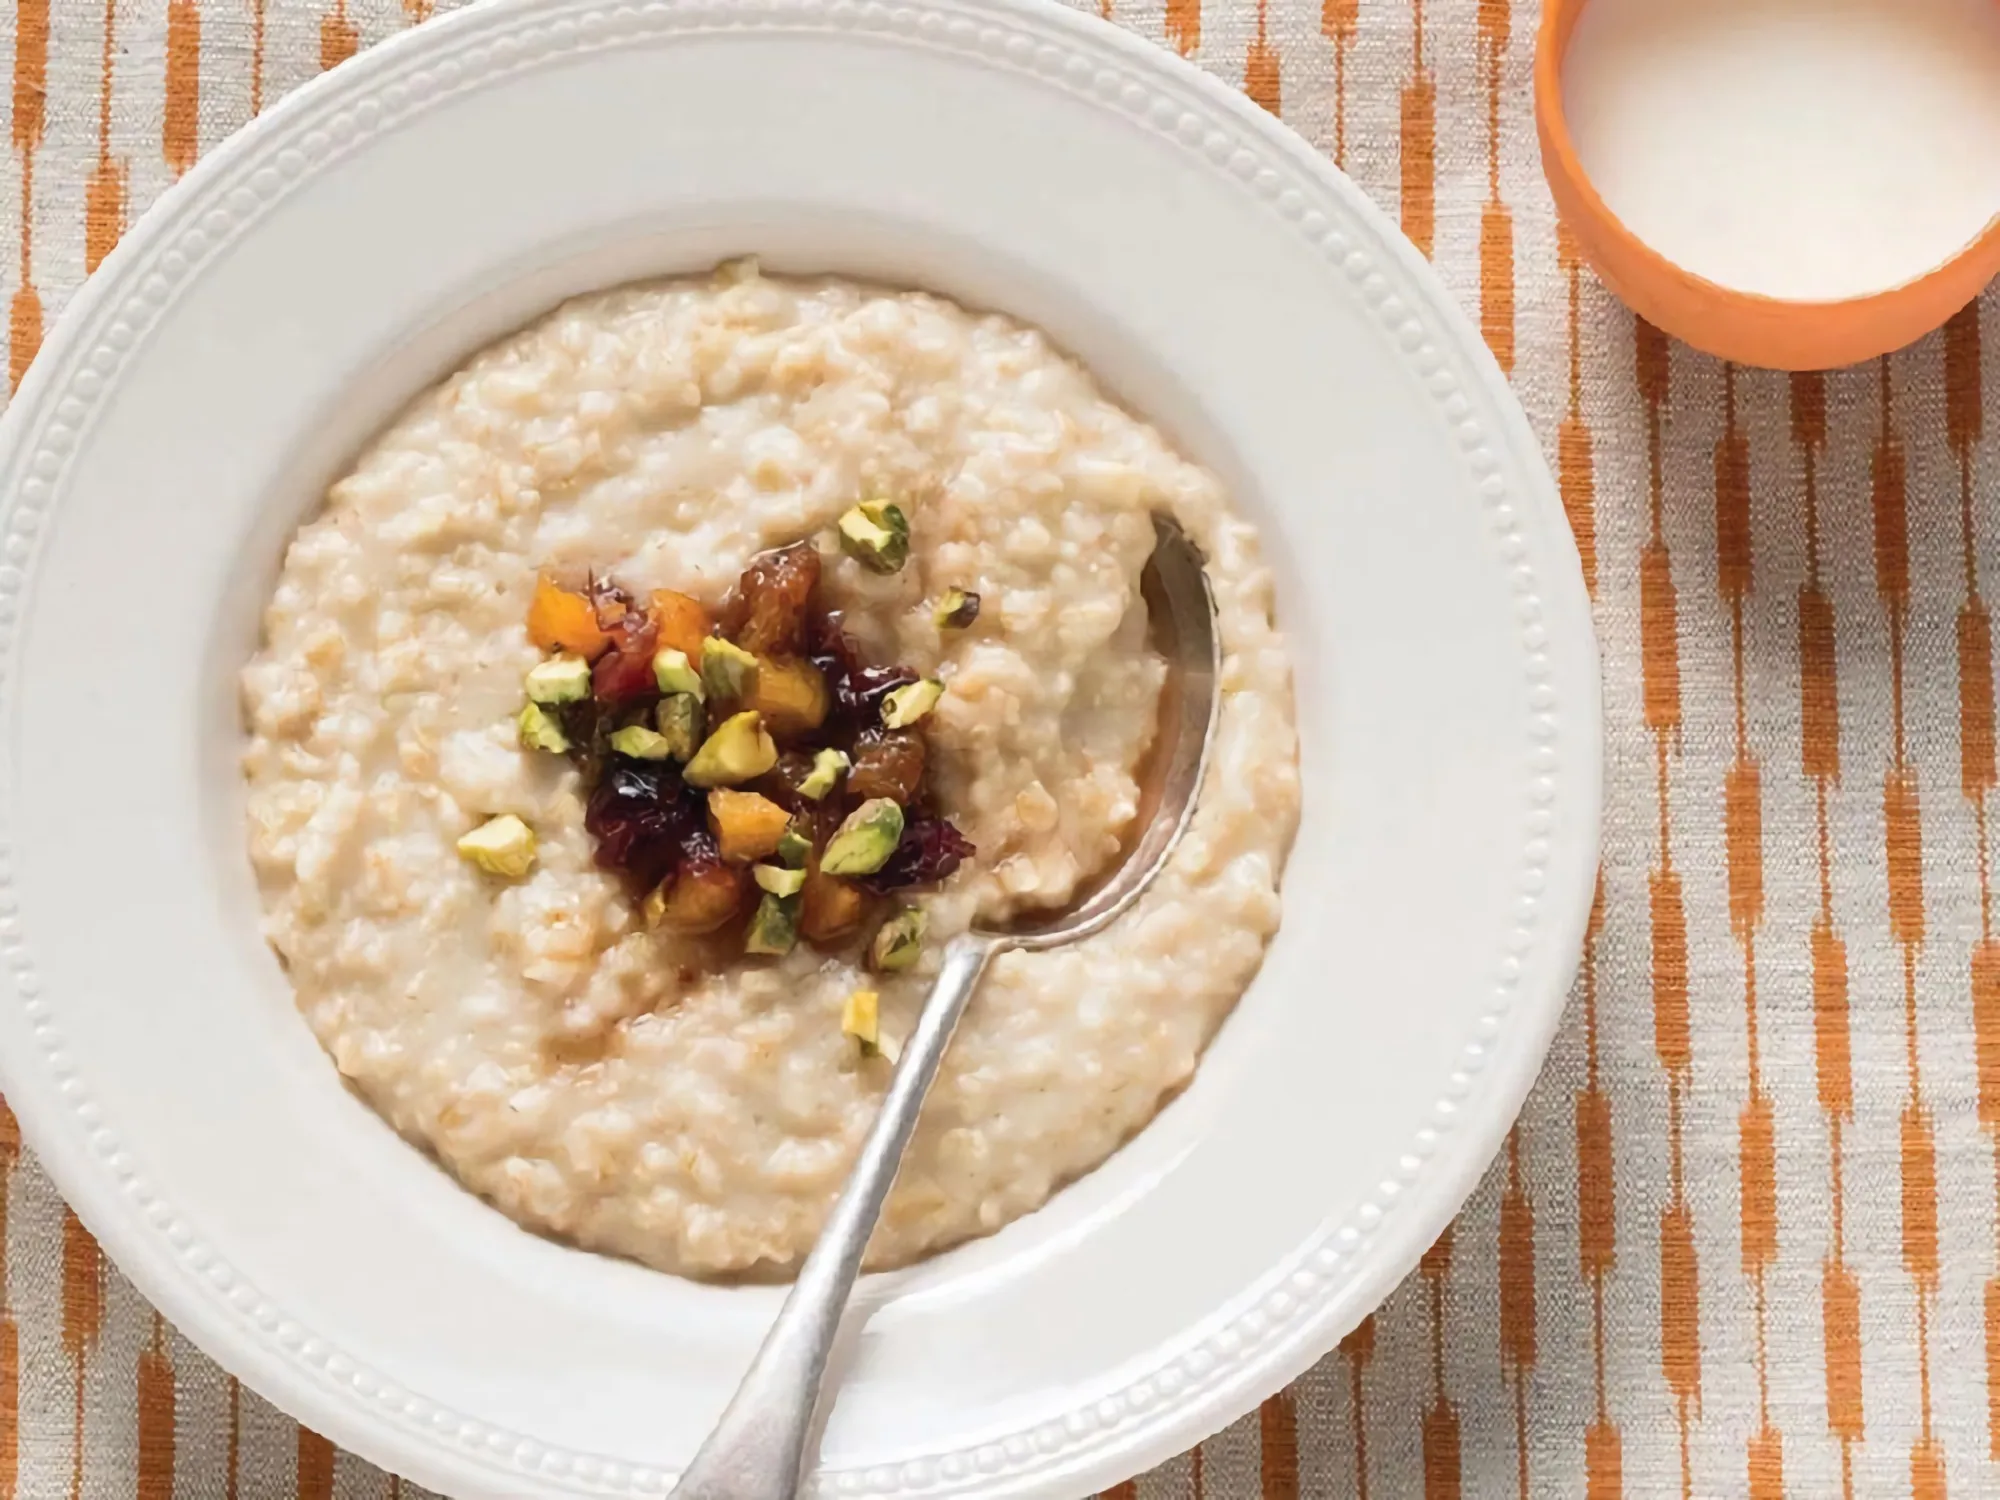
652,647,705,699
524,653,592,704
744,893,800,956
776,824,813,868
753,864,808,897
701,637,759,700
608,725,676,760
881,678,945,729
836,499,911,574
457,815,537,878
841,988,880,1048
655,693,704,761
933,588,980,631
821,798,905,876
516,702,570,754
798,747,850,801
683,710,779,788
868,907,927,971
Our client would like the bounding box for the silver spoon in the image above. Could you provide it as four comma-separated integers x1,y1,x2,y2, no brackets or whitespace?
671,514,1221,1499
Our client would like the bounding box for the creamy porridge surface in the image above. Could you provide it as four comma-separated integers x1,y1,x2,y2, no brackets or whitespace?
242,264,1300,1276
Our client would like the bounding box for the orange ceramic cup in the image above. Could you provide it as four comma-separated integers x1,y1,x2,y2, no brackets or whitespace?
1536,0,2000,371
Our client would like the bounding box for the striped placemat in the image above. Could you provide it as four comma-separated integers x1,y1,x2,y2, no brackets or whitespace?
3,0,1998,1495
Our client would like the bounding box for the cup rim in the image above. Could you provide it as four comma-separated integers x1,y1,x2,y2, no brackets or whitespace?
1534,0,2000,368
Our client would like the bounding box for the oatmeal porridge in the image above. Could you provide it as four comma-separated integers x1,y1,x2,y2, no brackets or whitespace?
241,263,1300,1277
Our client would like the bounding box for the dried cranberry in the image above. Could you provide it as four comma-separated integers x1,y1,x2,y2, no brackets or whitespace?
845,664,921,720
858,816,974,893
589,577,636,627
557,698,604,753
803,609,853,662
758,751,822,815
584,759,703,884
807,614,919,729
591,608,660,703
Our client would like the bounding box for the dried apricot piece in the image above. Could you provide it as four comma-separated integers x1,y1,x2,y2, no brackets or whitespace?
707,789,794,863
650,590,713,659
528,576,610,659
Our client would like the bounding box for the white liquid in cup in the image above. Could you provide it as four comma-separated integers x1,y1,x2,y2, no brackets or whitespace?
1561,0,2000,302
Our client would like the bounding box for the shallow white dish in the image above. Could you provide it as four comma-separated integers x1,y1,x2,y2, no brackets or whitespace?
0,0,1600,1494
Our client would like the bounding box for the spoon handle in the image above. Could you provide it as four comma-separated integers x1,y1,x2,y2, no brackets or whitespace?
670,931,1002,1500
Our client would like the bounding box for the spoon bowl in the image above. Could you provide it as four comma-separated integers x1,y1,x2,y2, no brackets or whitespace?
672,513,1222,1499
995,514,1221,948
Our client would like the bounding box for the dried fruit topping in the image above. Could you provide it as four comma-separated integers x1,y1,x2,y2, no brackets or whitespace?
857,815,975,894
591,609,661,702
934,588,980,631
734,542,823,656
645,851,747,933
521,503,974,945
764,750,821,808
588,577,636,627
745,656,830,737
807,615,920,729
528,577,610,659
584,760,704,886
845,730,926,805
707,788,794,863
648,590,713,660
800,867,869,944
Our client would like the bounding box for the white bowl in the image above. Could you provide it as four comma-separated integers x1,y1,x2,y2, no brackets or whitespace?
0,0,1599,1494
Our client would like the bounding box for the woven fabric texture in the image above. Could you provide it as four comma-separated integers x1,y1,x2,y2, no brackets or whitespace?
3,0,1999,1495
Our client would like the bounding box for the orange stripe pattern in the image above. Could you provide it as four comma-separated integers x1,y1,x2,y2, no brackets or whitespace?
3,3,2000,1496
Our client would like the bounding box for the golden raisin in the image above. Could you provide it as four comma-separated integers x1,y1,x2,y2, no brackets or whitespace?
800,865,870,944
846,729,927,805
733,542,822,657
